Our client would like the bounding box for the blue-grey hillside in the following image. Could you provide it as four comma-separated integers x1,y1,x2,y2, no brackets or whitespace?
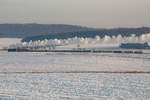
0,24,92,38
22,27,150,42
0,24,150,42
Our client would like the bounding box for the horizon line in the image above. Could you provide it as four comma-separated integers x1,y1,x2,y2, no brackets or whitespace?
0,23,150,29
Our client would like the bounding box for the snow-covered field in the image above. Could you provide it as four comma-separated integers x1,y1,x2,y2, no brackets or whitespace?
0,73,150,100
0,51,150,100
0,38,150,100
0,38,21,49
0,52,150,73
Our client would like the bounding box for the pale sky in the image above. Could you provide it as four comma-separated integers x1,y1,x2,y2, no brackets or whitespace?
0,0,150,28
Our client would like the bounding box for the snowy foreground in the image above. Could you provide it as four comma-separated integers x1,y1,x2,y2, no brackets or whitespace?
1,38,150,100
0,73,150,100
0,51,150,100
0,52,150,72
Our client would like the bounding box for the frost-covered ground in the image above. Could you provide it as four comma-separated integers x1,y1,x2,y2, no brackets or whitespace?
0,51,150,100
0,52,150,73
0,38,21,49
1,38,150,100
0,73,150,100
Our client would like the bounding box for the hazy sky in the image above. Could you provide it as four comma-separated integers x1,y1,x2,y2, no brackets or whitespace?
0,0,150,28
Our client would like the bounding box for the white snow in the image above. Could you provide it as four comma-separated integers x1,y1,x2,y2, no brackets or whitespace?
0,37,150,100
0,38,21,49
0,73,150,100
0,52,150,73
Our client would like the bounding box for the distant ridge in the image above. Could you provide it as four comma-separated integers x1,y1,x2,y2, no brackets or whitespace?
0,24,92,38
0,24,150,42
22,27,150,42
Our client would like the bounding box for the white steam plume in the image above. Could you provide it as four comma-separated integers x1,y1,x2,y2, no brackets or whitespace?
9,33,150,49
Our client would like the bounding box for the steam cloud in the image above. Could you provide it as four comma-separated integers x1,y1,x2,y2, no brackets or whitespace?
9,33,150,49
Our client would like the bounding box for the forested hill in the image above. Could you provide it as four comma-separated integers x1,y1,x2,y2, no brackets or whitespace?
0,24,150,42
22,27,150,42
0,24,92,38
